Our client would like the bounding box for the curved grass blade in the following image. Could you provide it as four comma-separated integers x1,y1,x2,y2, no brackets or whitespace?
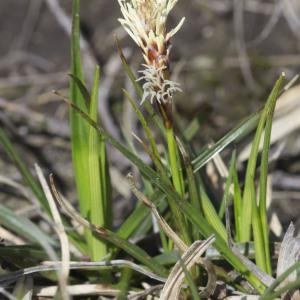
192,111,261,173
0,204,58,265
0,204,55,247
68,73,90,104
240,74,285,245
0,128,49,213
261,261,300,300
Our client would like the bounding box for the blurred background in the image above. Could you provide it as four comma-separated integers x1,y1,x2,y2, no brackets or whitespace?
1,0,300,233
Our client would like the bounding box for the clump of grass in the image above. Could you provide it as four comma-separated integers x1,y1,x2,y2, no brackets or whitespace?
0,0,299,299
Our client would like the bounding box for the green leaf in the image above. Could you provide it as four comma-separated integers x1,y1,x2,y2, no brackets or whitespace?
177,254,201,300
0,128,49,213
0,204,58,262
258,81,279,275
192,111,261,173
232,158,243,241
117,191,165,239
240,74,285,243
218,150,236,219
88,66,109,260
261,261,300,300
199,180,227,241
69,73,91,105
69,0,90,222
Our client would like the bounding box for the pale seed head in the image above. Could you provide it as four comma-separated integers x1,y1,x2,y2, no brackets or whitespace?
118,0,184,105
118,0,184,66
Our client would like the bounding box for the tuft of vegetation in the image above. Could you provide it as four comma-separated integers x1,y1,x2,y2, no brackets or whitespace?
0,0,300,299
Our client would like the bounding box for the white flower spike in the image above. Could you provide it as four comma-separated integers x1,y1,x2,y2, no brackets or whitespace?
118,0,184,105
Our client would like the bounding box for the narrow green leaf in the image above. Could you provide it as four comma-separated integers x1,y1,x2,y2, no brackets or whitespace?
165,126,191,244
70,0,90,221
199,181,227,242
68,73,91,104
99,134,112,230
183,116,202,142
88,66,108,260
232,157,243,241
177,254,201,300
117,268,132,300
0,245,47,262
258,85,278,275
250,180,267,272
261,261,300,300
218,150,236,219
240,74,285,242
0,128,49,213
192,111,261,173
0,204,58,266
0,204,55,247
177,139,201,213
117,191,165,239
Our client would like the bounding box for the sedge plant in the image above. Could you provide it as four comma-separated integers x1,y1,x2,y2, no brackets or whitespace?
0,0,298,298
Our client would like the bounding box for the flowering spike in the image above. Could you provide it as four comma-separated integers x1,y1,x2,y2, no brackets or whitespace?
118,0,184,106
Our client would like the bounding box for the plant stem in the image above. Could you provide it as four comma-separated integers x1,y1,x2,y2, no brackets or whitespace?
166,126,184,197
165,126,191,244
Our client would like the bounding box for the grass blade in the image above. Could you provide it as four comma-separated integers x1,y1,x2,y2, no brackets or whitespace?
232,156,243,241
88,66,109,260
240,74,285,243
117,191,165,239
192,111,261,173
0,128,49,212
218,150,236,219
0,204,55,247
69,0,90,224
258,84,279,275
68,74,91,104
199,181,227,241
0,204,58,266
